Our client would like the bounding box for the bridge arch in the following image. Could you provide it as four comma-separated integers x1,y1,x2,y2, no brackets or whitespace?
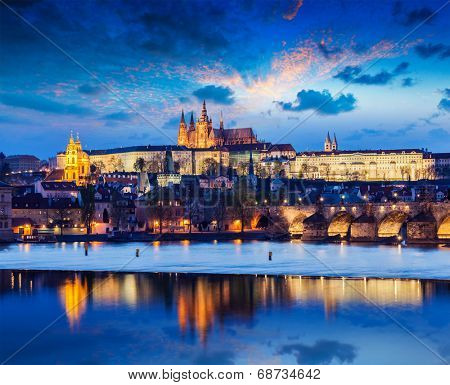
437,214,450,239
288,213,309,235
328,211,354,237
253,214,270,229
377,211,409,238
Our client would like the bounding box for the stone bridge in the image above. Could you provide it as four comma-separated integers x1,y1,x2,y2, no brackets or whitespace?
251,202,450,243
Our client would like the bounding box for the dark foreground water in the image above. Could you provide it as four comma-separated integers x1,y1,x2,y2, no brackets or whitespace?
0,270,449,364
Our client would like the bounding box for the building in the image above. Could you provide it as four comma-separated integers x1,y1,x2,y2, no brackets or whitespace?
35,180,78,199
227,142,270,171
157,150,182,187
177,101,257,148
4,155,41,172
63,133,90,185
11,193,83,235
0,181,14,242
87,145,193,174
192,147,230,175
291,133,432,181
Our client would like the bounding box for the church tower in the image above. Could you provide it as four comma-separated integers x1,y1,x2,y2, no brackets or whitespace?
177,110,189,146
64,131,90,185
324,132,332,152
332,133,338,151
194,100,214,148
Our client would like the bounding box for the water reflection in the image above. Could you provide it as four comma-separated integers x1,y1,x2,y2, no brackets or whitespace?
2,270,446,344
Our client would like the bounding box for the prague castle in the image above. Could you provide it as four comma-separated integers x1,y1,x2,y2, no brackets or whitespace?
50,103,449,183
290,133,442,181
177,101,257,148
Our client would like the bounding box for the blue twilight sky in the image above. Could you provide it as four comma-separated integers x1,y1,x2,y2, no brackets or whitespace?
0,0,449,158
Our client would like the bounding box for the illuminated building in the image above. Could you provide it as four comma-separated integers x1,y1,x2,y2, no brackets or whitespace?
177,101,257,148
63,132,90,185
291,133,436,181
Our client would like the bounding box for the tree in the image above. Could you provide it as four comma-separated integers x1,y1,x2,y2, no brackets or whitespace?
237,161,249,176
213,189,227,232
231,177,255,232
92,160,106,173
102,208,110,224
272,160,282,176
110,191,128,230
147,186,171,234
146,158,163,173
133,157,146,172
80,184,96,234
184,197,199,233
202,157,218,176
50,204,73,236
114,157,125,172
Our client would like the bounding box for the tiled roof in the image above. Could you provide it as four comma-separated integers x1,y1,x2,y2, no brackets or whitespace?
224,143,271,152
87,145,189,156
41,181,77,191
268,144,296,152
44,169,64,182
298,149,424,156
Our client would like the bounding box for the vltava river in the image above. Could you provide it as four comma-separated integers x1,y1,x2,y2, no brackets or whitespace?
0,270,449,364
0,240,449,278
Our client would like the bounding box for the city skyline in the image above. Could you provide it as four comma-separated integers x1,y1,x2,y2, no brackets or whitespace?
1,0,450,158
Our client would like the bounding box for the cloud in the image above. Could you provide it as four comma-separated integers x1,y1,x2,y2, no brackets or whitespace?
401,77,415,87
78,84,103,95
161,116,180,131
429,128,449,139
178,96,191,103
192,85,235,105
283,1,303,21
402,7,435,26
415,43,450,59
0,93,93,115
333,62,409,85
278,340,357,364
436,89,450,112
438,98,450,112
276,89,356,115
393,3,436,26
318,40,342,59
102,111,135,121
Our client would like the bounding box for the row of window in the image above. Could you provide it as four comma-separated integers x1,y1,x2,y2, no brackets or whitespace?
0,221,9,228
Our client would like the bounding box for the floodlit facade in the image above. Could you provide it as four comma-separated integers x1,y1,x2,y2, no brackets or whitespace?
291,134,434,181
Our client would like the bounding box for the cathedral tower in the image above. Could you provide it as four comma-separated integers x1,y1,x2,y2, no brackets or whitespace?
177,110,189,146
324,132,332,152
332,133,338,151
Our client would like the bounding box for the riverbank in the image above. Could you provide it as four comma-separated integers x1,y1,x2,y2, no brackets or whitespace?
8,230,448,245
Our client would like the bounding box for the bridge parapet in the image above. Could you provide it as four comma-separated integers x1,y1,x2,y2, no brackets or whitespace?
260,202,450,242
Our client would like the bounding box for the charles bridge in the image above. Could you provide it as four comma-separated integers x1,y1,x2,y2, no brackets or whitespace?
251,202,450,243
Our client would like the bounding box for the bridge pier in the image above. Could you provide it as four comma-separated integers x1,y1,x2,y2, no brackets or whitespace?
350,214,377,242
302,213,328,241
407,212,437,243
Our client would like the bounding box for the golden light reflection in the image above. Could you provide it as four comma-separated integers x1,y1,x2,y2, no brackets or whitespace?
6,271,429,344
58,275,88,328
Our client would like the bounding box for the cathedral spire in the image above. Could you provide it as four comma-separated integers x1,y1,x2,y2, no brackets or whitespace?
324,131,332,152
219,110,224,131
177,110,188,146
200,100,208,122
332,132,338,151
189,111,195,131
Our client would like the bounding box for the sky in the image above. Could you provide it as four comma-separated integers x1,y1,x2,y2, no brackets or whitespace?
0,0,449,158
